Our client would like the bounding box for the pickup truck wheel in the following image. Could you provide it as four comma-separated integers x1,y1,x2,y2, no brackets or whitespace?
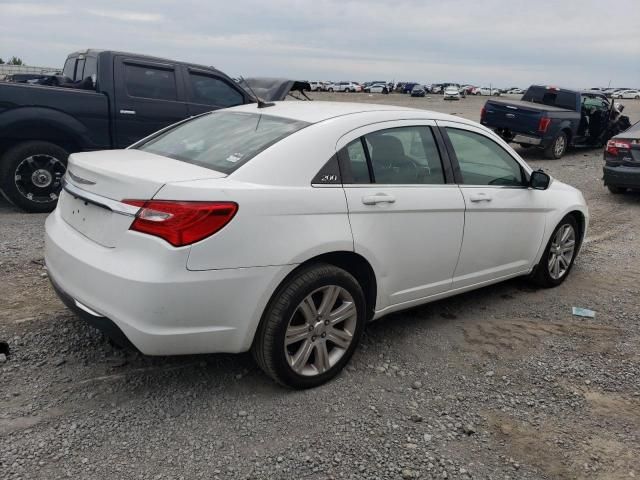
607,185,626,194
544,132,568,159
0,141,68,213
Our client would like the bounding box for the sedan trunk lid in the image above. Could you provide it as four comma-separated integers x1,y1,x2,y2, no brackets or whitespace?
60,149,226,248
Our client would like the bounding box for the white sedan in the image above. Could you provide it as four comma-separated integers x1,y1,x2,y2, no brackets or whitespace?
476,87,501,96
614,89,640,99
368,83,389,94
45,102,588,388
443,86,461,100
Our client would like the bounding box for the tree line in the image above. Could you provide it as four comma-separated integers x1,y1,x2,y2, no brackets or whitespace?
0,57,24,65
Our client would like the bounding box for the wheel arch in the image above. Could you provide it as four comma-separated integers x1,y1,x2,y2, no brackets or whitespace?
0,107,99,157
260,251,378,333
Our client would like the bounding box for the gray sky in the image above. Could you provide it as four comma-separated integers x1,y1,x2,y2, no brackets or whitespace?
1,0,639,87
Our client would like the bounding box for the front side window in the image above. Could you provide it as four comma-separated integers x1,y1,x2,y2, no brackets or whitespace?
125,64,177,100
138,112,309,174
446,128,524,186
364,126,445,184
188,73,244,107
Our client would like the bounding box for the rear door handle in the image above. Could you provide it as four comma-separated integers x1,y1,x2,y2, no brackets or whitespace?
362,193,396,205
469,193,492,203
119,109,136,115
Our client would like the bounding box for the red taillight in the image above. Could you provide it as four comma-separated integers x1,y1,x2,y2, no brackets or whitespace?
538,117,551,133
606,139,631,156
122,200,238,247
480,106,486,122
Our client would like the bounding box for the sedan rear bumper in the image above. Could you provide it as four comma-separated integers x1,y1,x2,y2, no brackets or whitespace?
45,208,293,355
603,164,640,188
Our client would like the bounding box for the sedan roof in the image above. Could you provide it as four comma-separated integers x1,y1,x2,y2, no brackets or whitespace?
227,101,470,125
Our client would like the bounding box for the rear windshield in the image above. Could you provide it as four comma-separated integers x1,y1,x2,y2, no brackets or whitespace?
522,87,577,110
137,111,309,174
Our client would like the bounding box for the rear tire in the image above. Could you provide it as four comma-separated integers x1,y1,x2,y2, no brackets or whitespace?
607,185,626,194
252,263,366,389
544,132,568,159
530,215,579,288
0,141,69,213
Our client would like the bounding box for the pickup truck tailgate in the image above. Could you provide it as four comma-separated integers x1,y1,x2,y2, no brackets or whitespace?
483,100,544,135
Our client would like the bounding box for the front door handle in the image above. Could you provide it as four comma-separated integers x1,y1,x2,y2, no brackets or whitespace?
469,193,492,203
119,109,136,115
362,193,396,205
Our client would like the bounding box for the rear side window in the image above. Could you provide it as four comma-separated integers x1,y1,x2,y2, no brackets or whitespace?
83,56,97,82
138,112,309,174
125,64,177,100
364,127,444,184
522,87,577,110
188,73,244,107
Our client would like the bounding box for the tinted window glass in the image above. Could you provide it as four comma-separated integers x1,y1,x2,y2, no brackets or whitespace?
364,126,445,184
446,128,524,186
522,87,576,110
342,139,370,183
189,74,244,107
125,64,177,100
83,57,97,81
62,57,76,79
138,112,309,174
74,58,85,82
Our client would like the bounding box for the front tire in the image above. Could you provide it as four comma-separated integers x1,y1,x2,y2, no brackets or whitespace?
530,215,579,287
544,132,568,159
0,141,68,213
252,264,366,389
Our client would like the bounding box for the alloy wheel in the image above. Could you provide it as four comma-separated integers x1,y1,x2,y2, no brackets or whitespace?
14,154,66,204
284,285,357,376
548,224,576,280
554,135,566,157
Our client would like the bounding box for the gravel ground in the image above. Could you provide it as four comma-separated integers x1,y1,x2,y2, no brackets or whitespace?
1,94,639,480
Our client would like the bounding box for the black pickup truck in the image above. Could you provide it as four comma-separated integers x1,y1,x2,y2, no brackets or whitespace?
0,49,303,212
481,85,630,159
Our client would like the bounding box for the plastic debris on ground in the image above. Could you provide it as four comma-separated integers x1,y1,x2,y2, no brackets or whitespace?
572,307,596,318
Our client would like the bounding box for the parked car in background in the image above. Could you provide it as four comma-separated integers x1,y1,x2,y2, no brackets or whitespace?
410,84,426,97
402,82,419,94
430,84,443,94
45,101,588,388
613,89,640,99
507,88,525,95
328,82,361,93
602,121,640,194
309,81,324,91
443,85,461,100
481,85,631,159
368,83,390,94
476,87,501,96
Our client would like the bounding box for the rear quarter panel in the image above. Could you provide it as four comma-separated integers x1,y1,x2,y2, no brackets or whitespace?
156,179,353,271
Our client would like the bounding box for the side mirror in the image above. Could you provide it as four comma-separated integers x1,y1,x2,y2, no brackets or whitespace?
530,170,551,190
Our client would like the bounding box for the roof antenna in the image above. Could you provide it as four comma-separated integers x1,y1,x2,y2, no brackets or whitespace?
239,76,274,109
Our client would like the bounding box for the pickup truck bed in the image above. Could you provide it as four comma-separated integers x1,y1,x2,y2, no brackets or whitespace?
481,85,627,161
483,99,576,141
